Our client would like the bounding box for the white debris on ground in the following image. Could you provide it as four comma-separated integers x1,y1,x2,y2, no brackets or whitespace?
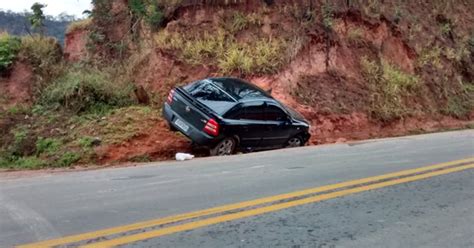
175,153,195,161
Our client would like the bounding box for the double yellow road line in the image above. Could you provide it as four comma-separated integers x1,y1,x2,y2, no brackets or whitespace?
18,157,474,248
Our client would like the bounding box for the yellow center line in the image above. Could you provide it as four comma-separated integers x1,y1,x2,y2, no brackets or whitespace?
16,157,474,248
83,163,474,248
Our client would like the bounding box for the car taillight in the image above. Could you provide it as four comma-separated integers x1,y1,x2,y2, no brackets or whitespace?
203,118,219,136
167,89,175,104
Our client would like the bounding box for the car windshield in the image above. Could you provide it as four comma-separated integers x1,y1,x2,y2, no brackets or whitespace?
284,105,305,121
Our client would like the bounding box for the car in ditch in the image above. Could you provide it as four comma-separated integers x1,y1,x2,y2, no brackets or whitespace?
163,77,311,156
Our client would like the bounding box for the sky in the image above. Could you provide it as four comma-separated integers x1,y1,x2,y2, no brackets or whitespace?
1,0,91,17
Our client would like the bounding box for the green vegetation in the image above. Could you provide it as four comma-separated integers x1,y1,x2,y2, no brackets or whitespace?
77,136,95,149
0,105,162,170
29,2,47,36
321,1,334,31
36,137,62,155
19,35,62,81
154,27,288,74
219,39,286,74
440,23,453,36
441,81,474,118
58,152,81,167
128,0,164,30
40,67,135,113
2,1,474,170
361,57,420,121
71,106,158,145
0,156,47,170
227,11,262,33
0,32,21,72
417,46,443,69
0,32,61,76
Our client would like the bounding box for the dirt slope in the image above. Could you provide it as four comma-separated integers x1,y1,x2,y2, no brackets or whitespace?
2,0,472,166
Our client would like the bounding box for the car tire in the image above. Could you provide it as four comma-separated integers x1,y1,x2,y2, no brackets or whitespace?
286,135,304,148
210,137,236,156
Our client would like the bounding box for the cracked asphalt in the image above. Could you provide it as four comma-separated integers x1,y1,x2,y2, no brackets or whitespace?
0,130,473,247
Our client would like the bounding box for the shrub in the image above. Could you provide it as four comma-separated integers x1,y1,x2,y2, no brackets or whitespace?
219,45,253,74
417,46,442,69
36,137,62,155
144,2,164,29
9,128,35,157
40,67,135,113
321,1,334,30
129,0,164,30
361,57,420,122
0,32,21,73
0,156,9,168
19,35,63,83
156,29,286,74
77,136,95,148
442,81,474,118
231,12,247,31
12,156,47,169
57,152,81,167
154,18,288,75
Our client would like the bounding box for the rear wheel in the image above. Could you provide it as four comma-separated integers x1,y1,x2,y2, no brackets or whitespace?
210,137,236,156
286,135,304,148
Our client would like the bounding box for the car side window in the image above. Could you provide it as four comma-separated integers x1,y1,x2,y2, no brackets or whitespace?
225,105,265,121
242,106,266,120
225,108,244,120
265,105,288,122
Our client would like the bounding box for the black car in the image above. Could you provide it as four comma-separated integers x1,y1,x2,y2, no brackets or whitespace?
163,77,311,156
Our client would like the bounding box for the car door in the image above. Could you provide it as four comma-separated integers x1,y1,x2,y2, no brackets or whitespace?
224,103,267,148
261,104,293,148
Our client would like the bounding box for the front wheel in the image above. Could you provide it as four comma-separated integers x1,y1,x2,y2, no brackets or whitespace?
286,135,304,148
210,137,236,156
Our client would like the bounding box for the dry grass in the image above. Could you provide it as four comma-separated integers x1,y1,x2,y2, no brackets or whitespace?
154,27,287,74
361,57,420,121
66,18,92,33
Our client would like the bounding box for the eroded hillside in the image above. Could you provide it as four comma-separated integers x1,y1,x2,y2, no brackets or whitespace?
1,0,473,169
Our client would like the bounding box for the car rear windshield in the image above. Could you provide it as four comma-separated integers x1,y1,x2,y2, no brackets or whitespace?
183,80,236,115
210,78,270,100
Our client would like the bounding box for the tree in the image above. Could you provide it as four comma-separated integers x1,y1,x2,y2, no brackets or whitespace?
29,2,46,36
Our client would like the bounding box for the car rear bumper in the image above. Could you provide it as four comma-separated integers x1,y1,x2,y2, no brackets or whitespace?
162,103,217,146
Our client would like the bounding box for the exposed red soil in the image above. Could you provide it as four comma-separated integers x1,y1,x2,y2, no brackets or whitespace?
64,29,88,62
92,3,472,164
0,61,34,108
96,121,191,164
6,1,469,167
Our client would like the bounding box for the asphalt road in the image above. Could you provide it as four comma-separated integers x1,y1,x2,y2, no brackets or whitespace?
1,130,473,247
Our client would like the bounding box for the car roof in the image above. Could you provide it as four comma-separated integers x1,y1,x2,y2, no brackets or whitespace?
207,77,274,102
